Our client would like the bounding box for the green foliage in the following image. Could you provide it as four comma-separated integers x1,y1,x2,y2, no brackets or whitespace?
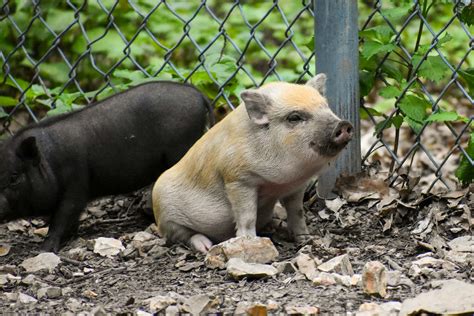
0,1,314,115
359,0,473,184
459,4,474,26
455,133,474,185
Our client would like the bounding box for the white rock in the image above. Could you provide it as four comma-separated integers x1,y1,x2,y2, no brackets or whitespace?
386,270,402,287
294,253,319,280
7,219,30,232
37,286,62,299
400,279,474,315
21,274,37,285
93,237,125,257
133,231,156,242
17,292,38,304
411,256,445,268
273,261,297,274
183,294,217,315
312,272,336,286
20,253,61,273
0,274,8,285
144,295,176,313
445,250,474,265
205,236,278,269
66,298,82,312
136,310,153,316
33,227,49,237
448,235,474,252
332,273,352,287
165,305,180,316
5,292,18,302
285,305,319,315
325,197,346,212
6,273,21,284
357,301,401,316
351,274,362,286
226,258,278,280
318,254,354,275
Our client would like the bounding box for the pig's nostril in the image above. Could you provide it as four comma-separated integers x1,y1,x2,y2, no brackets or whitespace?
335,130,342,138
347,126,352,134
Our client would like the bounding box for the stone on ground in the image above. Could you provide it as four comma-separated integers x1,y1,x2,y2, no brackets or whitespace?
362,261,387,297
226,258,278,280
317,254,354,275
20,252,61,273
205,236,278,269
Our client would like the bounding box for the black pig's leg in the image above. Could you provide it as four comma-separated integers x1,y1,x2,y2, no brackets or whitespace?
42,188,88,252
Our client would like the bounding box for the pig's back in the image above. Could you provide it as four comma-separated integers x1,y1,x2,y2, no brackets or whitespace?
38,81,210,196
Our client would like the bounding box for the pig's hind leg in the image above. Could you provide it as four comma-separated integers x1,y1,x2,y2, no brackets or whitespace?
163,221,213,254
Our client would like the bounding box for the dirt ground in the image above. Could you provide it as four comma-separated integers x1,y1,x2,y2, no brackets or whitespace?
0,174,472,314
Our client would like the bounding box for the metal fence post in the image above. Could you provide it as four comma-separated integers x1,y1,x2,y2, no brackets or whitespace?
315,0,361,198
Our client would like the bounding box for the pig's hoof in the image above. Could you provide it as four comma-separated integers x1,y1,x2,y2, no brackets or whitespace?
294,233,312,244
190,234,213,254
41,238,61,253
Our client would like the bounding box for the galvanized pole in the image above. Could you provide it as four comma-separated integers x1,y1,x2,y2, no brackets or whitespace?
315,0,361,198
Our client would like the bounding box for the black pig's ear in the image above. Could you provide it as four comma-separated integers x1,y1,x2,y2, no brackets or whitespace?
16,136,40,165
241,89,271,126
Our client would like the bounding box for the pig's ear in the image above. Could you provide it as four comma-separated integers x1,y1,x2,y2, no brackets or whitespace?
16,136,40,165
306,73,327,97
241,89,270,126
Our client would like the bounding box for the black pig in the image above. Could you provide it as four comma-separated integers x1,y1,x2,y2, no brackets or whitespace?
0,81,213,252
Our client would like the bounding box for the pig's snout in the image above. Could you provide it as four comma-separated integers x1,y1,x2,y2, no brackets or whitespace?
331,120,353,146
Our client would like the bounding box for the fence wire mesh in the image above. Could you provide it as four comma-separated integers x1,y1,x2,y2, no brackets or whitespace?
0,0,315,129
360,0,473,193
0,0,473,193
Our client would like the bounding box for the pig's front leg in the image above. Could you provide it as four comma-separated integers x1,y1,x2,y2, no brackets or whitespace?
42,188,88,252
280,189,310,243
225,182,258,237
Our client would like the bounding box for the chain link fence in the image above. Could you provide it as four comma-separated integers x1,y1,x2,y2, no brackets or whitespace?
360,0,473,193
0,0,473,193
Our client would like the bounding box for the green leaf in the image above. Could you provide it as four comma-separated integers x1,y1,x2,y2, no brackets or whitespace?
425,111,460,122
40,62,70,84
362,41,397,60
403,116,423,134
380,86,401,99
360,25,394,44
399,95,430,122
437,33,453,47
459,68,474,95
305,35,314,51
392,114,404,128
460,5,474,26
455,133,474,185
412,55,450,83
46,100,72,116
113,69,147,83
381,62,404,82
382,4,413,21
359,70,375,97
0,96,18,107
360,107,383,120
374,118,393,136
46,9,75,32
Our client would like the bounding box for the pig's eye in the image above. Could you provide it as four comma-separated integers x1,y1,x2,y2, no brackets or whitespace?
286,113,304,123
